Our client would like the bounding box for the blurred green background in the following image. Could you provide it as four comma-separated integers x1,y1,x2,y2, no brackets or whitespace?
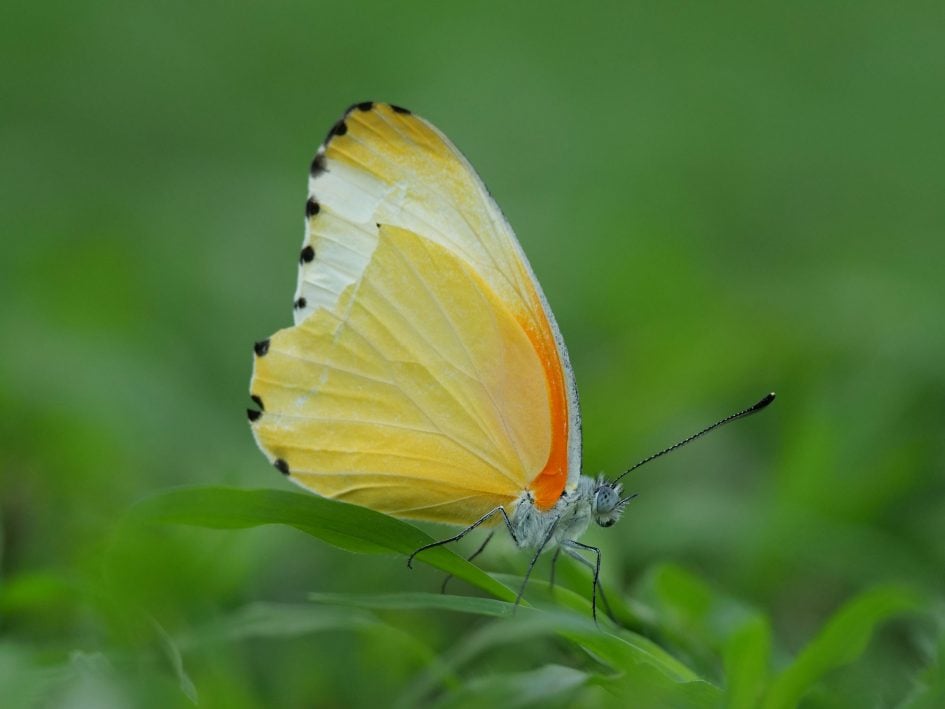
2,1,943,706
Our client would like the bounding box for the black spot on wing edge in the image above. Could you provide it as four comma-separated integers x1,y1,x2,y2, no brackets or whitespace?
294,296,306,309
274,459,290,475
310,153,326,176
254,339,270,356
300,245,315,263
324,119,348,145
305,198,320,218
390,104,412,114
247,394,263,422
346,101,375,113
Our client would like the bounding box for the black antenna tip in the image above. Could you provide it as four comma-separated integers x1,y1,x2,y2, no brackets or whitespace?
754,392,776,410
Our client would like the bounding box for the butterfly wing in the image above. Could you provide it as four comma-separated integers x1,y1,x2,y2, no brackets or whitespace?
251,103,580,519
253,226,552,522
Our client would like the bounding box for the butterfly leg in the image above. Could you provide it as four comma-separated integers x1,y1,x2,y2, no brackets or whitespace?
407,506,515,569
440,531,495,593
548,547,562,595
561,540,611,624
513,519,559,613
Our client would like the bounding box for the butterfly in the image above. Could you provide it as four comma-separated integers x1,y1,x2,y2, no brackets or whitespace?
247,102,774,619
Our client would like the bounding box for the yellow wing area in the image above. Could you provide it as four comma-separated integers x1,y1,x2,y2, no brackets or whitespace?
289,103,580,507
252,226,552,524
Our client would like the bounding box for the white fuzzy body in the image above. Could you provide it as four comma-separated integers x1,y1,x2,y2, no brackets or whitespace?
510,475,596,550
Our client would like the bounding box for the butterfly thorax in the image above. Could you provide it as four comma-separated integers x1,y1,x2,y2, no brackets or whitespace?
511,476,598,550
509,474,630,550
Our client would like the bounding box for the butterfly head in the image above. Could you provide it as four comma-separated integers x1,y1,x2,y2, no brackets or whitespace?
592,476,636,528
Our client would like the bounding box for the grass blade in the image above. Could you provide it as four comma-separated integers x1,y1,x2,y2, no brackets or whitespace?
432,664,589,708
127,486,515,602
762,584,924,709
309,591,514,618
724,614,772,709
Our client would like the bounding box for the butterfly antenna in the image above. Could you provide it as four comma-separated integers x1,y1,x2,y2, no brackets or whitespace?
611,392,775,487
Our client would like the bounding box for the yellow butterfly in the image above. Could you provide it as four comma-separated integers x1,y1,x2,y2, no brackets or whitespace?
248,102,773,618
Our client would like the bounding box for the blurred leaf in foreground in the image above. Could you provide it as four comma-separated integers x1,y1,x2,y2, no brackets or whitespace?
762,584,926,709
125,486,514,602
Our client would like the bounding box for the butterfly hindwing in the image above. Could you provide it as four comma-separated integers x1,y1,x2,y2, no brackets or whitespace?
253,226,552,523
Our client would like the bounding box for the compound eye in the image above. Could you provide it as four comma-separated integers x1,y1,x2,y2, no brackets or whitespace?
595,488,617,513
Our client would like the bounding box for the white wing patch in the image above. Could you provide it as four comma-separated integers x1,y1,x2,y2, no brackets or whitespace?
293,104,533,326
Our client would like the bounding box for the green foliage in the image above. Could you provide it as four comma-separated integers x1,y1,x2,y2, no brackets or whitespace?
129,486,515,601
762,586,926,709
2,0,944,706
102,487,941,705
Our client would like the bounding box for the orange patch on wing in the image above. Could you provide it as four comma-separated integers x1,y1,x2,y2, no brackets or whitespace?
520,304,570,510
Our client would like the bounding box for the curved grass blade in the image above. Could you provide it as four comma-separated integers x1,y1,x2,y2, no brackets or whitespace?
416,611,717,708
724,614,772,709
309,591,515,618
126,486,515,602
150,617,197,704
0,644,74,709
899,623,945,709
176,601,459,691
176,601,378,647
762,584,925,709
309,592,715,707
492,572,703,683
432,664,590,708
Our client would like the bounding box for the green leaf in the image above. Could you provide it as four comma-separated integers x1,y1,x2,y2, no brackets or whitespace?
308,592,716,707
431,664,589,709
762,584,924,709
596,673,724,709
309,591,514,618
451,613,719,708
0,643,71,708
899,624,945,709
177,601,376,646
724,614,772,709
0,570,77,615
150,617,197,704
640,562,773,693
126,486,515,602
177,601,459,691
